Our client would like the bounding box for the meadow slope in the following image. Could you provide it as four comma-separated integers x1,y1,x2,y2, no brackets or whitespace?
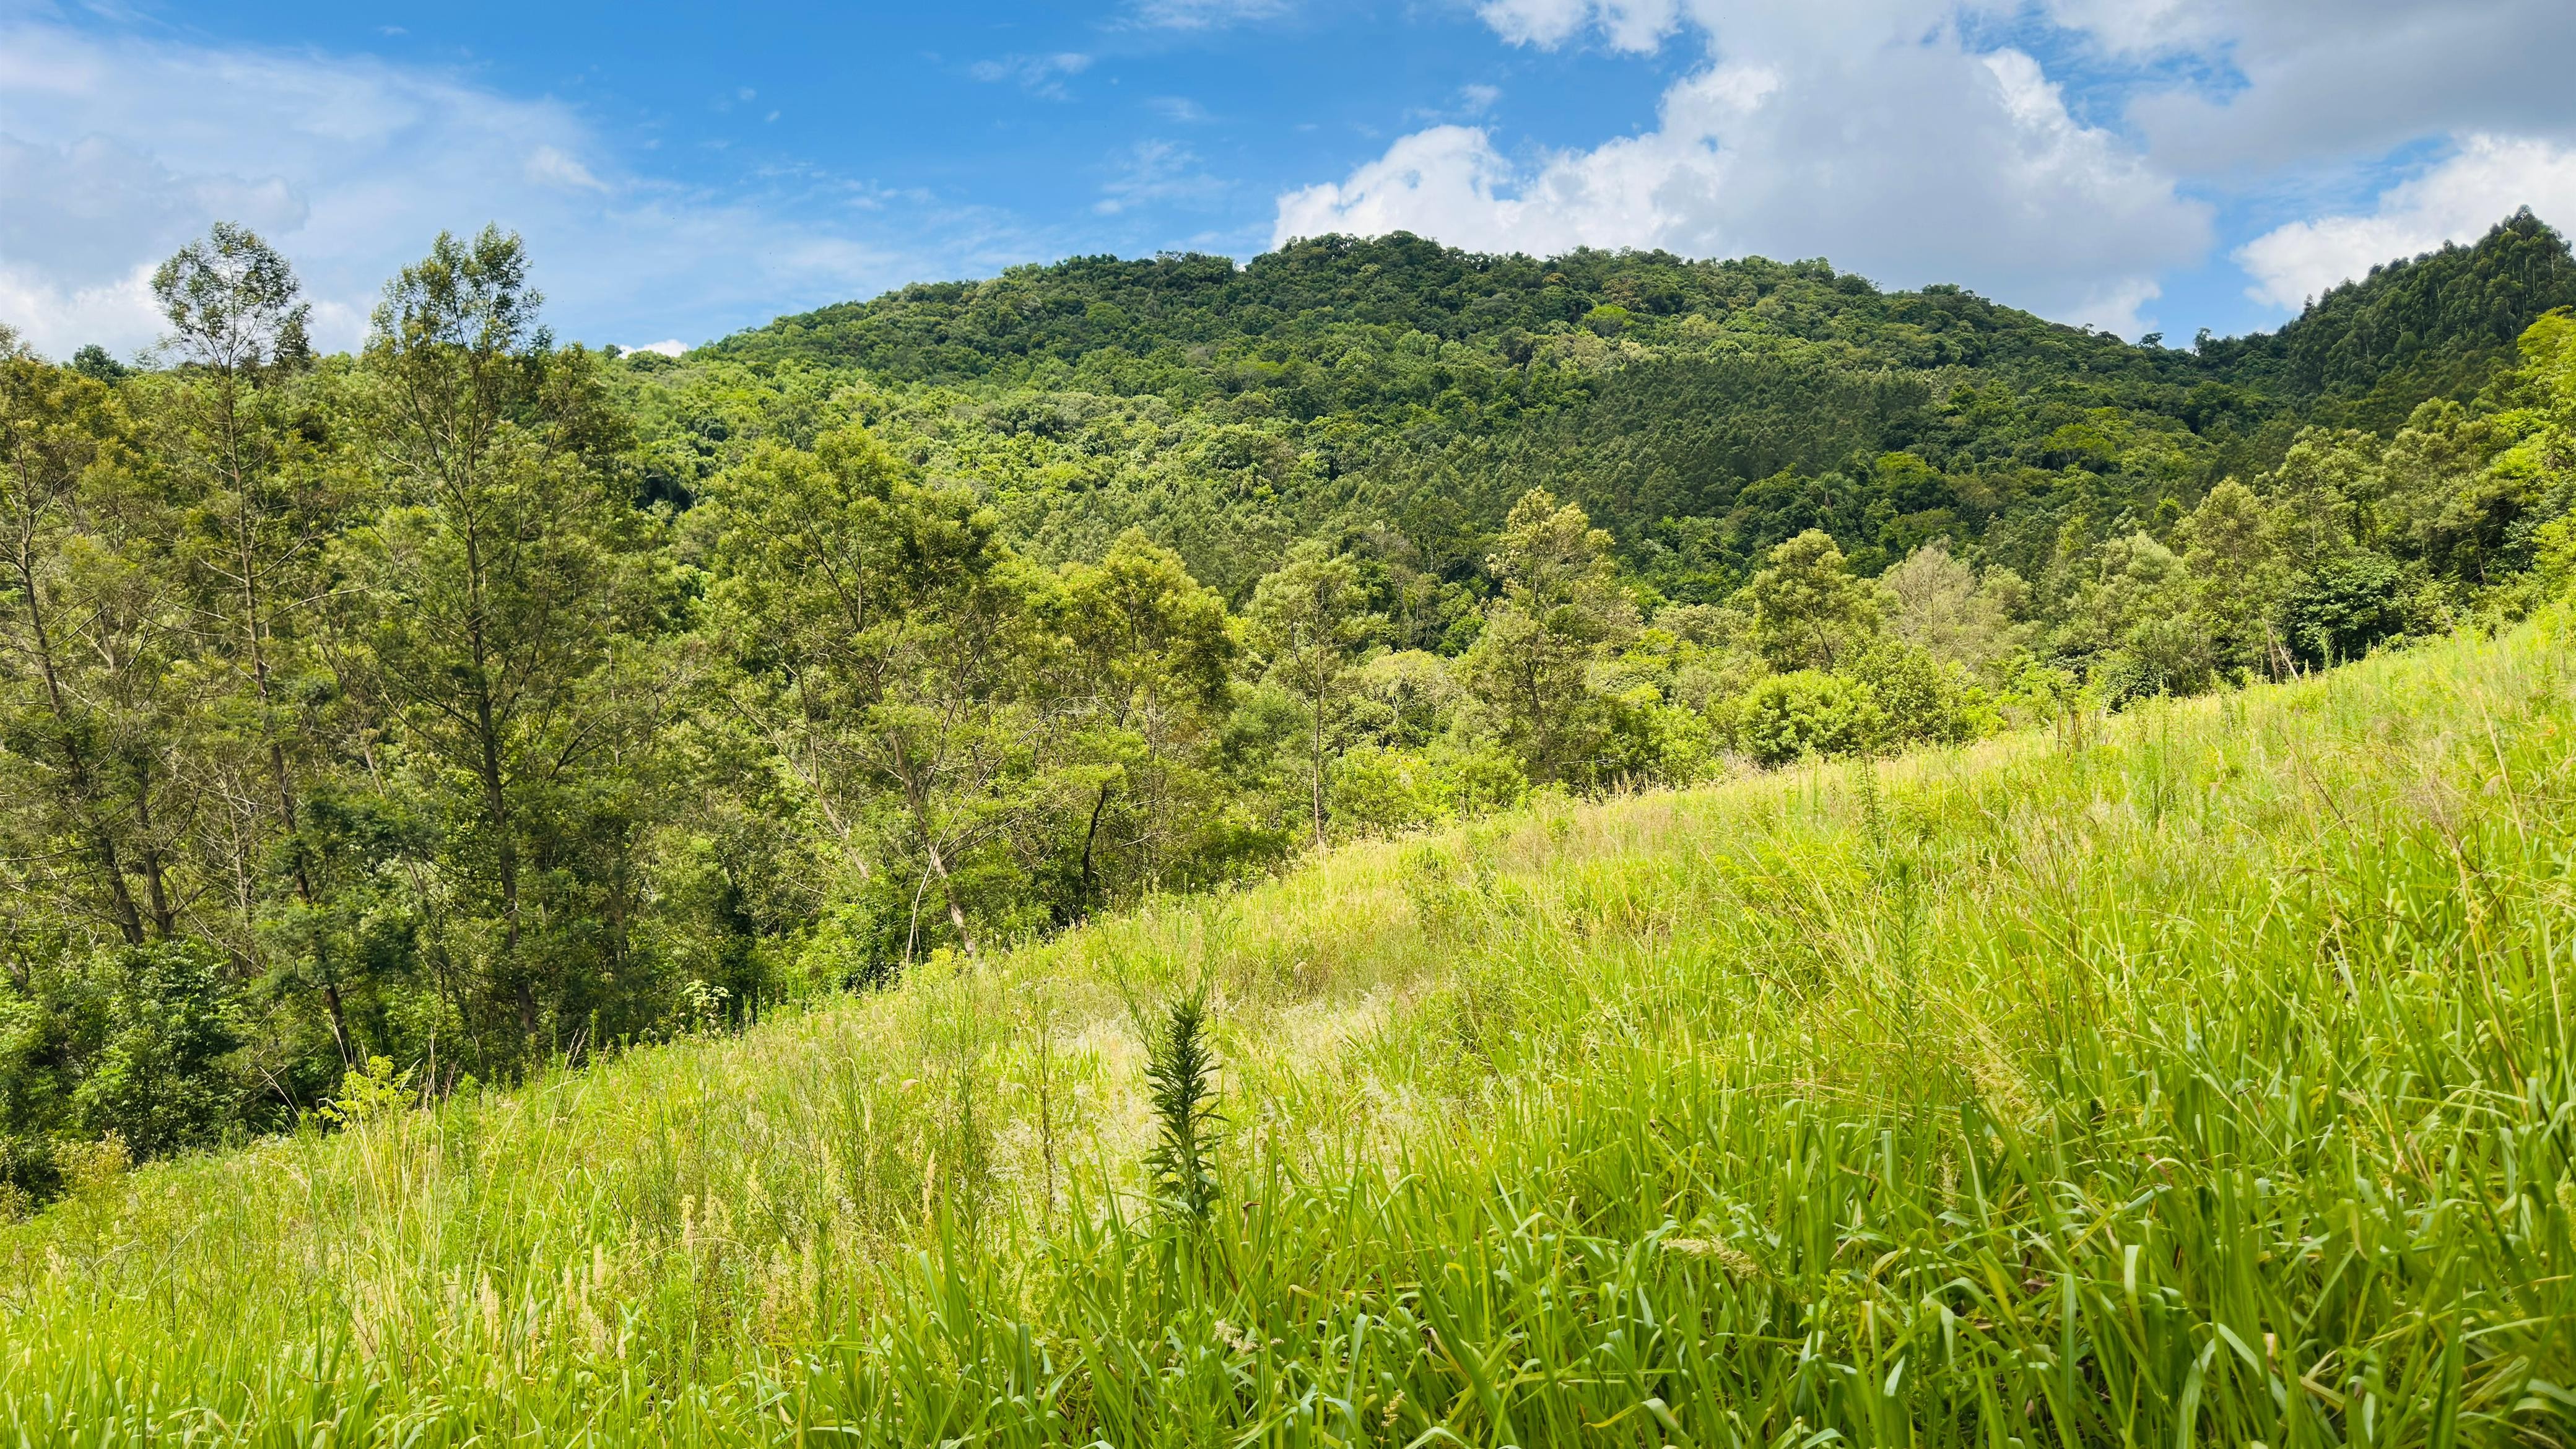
6,616,2575,1446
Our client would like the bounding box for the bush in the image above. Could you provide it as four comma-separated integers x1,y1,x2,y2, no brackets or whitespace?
1588,686,1716,786
1843,641,1981,751
1329,745,1442,838
1427,738,1531,817
1734,671,1879,765
1330,739,1533,840
64,942,246,1160
2282,551,2413,664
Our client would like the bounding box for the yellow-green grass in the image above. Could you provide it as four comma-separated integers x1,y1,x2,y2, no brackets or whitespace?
7,617,2576,1446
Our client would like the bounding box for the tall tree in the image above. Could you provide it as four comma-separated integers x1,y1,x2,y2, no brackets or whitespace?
702,427,1038,960
1460,489,1637,784
2178,479,2289,677
1247,541,1376,848
1047,530,1235,912
1881,541,2019,676
346,227,662,1064
0,359,197,947
147,224,349,1050
1744,528,1879,672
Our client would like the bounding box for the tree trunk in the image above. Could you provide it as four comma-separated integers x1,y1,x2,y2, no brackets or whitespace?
11,552,147,943
921,837,978,959
1310,682,1328,848
1078,781,1112,914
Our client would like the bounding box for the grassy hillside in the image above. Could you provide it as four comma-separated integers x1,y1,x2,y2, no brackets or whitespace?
7,609,2574,1445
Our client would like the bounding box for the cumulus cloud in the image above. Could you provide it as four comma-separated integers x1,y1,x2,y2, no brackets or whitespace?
2235,135,2576,309
621,339,690,357
1278,4,2210,335
2037,0,2576,174
0,17,982,358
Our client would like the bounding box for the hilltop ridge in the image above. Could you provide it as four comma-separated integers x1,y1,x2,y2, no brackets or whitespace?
622,211,2576,595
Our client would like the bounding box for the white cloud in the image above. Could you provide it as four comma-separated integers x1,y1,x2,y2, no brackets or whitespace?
525,145,607,192
0,262,162,367
2039,0,2576,175
1097,140,1228,216
968,52,1093,100
2235,135,2576,310
621,339,689,357
0,17,994,358
1128,0,1294,31
1295,0,2576,333
1477,0,1680,54
1277,6,2209,335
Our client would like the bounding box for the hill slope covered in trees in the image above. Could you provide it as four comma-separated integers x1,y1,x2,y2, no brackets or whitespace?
664,208,2576,592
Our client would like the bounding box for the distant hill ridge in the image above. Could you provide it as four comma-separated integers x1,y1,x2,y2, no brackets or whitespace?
713,210,2576,410
642,211,2574,599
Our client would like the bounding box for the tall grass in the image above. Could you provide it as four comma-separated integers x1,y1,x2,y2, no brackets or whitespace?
6,617,2575,1445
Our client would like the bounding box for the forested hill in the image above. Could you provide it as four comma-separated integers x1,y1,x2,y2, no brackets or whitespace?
711,211,2576,407
643,211,2576,601
709,232,2182,390
2198,209,2576,404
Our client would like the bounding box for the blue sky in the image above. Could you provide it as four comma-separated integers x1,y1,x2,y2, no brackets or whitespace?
6,0,2575,358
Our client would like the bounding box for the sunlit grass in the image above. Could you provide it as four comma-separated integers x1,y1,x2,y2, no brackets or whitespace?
6,615,2575,1445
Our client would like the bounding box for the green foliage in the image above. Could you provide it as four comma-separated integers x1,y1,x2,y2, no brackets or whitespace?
1845,639,1985,749
1459,488,1640,784
1746,528,1880,671
317,1055,412,1127
67,345,129,383
2201,209,2576,409
5,215,2576,1221
64,942,243,1158
2281,549,2413,664
1733,669,1878,764
4,619,2572,1442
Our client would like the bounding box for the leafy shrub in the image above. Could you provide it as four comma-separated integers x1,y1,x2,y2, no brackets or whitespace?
65,943,245,1160
1734,671,1879,764
318,1056,413,1127
1329,745,1442,838
1589,685,1717,785
2282,551,2414,664
1843,641,1982,750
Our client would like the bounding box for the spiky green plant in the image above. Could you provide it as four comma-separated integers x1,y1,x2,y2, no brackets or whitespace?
1144,990,1221,1222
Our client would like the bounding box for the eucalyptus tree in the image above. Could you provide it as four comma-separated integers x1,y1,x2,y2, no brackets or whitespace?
346,227,669,1066
147,225,352,1045
1247,541,1377,848
1460,489,1637,784
1745,529,1880,672
0,358,188,947
702,425,1043,961
1046,530,1236,911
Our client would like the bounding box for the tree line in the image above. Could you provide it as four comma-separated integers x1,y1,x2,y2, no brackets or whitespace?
3,222,2572,1204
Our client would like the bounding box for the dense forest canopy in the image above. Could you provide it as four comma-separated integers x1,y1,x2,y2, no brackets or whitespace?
2,211,2572,1203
